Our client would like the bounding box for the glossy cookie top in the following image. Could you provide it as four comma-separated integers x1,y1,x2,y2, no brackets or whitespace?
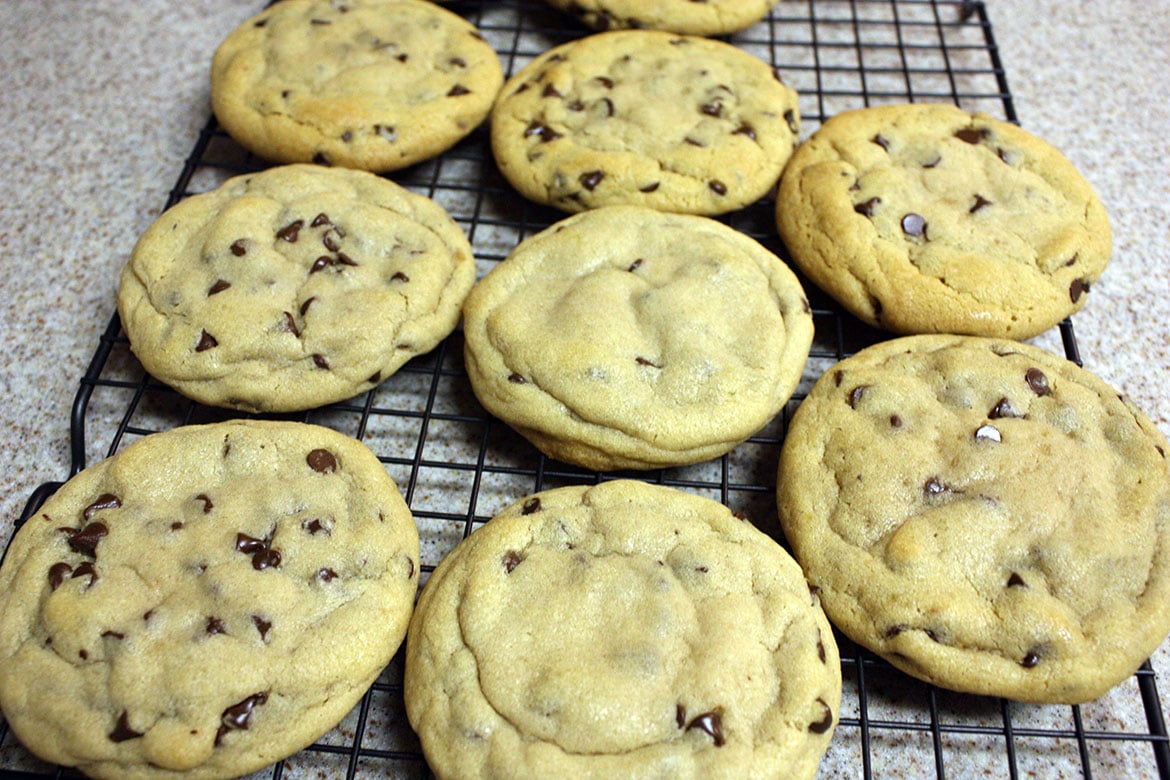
405,480,841,780
541,0,781,35
491,30,801,215
118,164,476,412
211,0,503,172
777,335,1170,703
776,103,1111,339
0,421,419,780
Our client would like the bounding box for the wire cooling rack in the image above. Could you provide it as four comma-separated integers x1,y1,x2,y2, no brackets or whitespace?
2,1,1167,778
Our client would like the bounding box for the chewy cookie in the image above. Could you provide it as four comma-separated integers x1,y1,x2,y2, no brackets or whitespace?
462,205,814,471
777,335,1170,704
491,30,801,215
210,0,503,172
405,480,841,779
118,163,476,412
541,0,781,36
0,420,420,779
776,103,1112,340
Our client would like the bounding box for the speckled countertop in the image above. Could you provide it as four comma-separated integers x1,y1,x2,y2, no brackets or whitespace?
0,1,1168,778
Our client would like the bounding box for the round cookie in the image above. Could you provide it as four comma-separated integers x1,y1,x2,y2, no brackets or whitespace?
491,30,801,215
776,103,1112,340
118,163,476,413
210,0,503,172
405,480,841,780
541,0,782,36
777,335,1170,704
0,420,420,780
461,205,814,471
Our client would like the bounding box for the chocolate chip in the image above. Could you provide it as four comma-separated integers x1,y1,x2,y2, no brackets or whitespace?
700,101,723,117
854,197,880,217
686,709,725,747
595,76,614,89
230,240,247,257
847,385,867,408
639,182,660,193
447,84,471,97
502,551,521,573
48,562,72,590
102,630,125,640
507,372,526,384
236,533,281,570
1070,278,1090,302
567,99,584,111
84,494,121,521
784,109,798,134
251,548,281,571
300,297,316,316
340,130,353,143
988,397,1022,419
871,133,890,151
817,630,827,662
368,371,381,384
733,124,756,140
375,124,397,141
312,354,330,370
302,518,329,535
310,213,331,227
709,180,727,195
276,220,304,242
335,252,357,267
955,127,987,144
61,522,108,557
307,448,337,473
808,699,834,734
109,711,144,743
1021,648,1042,668
322,233,341,252
196,330,218,352
676,704,687,729
627,258,643,272
974,424,1002,442
901,213,927,238
521,497,542,515
683,137,705,147
597,97,615,117
208,279,231,296
318,568,338,582
1007,572,1027,588
449,56,466,68
253,615,272,640
541,83,561,98
969,194,992,213
310,18,331,25
636,356,662,368
310,256,333,274
281,312,301,337
579,170,604,190
1025,368,1050,396
524,120,562,143
216,692,268,744
206,617,227,635
70,562,98,586
890,414,903,428
924,476,952,496
922,154,942,168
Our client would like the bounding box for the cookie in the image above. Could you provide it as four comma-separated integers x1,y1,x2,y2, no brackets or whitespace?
210,0,503,172
776,103,1112,340
541,0,781,36
404,480,841,779
117,163,476,413
0,420,420,779
491,30,801,215
777,335,1170,704
462,205,814,471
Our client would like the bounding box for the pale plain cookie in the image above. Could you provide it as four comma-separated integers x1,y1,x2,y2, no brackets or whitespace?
776,103,1112,340
0,420,420,780
541,0,782,35
405,480,841,779
491,30,801,215
777,335,1170,704
210,0,503,172
462,205,813,471
117,163,476,413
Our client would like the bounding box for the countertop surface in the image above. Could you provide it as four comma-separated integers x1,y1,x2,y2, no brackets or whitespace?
1,1,1168,777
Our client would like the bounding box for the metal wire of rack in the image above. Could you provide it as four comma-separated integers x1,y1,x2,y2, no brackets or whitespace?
1,1,1167,778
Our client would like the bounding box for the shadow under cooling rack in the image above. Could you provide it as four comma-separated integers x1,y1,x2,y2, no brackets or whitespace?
2,1,1167,779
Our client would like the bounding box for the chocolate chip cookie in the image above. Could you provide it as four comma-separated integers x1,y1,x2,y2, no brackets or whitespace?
211,0,503,172
0,420,420,779
776,103,1112,339
405,480,840,779
462,205,814,471
777,335,1170,703
541,0,781,35
491,30,801,215
117,163,476,412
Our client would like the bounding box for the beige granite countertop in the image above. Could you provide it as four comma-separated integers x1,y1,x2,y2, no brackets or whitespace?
0,1,1167,777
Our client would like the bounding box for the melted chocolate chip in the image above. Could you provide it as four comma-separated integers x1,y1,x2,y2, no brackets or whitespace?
307,449,337,473
48,562,73,590
1007,572,1027,588
955,127,987,144
206,617,227,635
1025,368,1050,396
230,240,247,257
251,548,281,571
901,213,927,238
323,233,341,252
521,497,542,515
109,711,144,742
216,692,268,744
208,279,231,296
447,84,471,97
541,83,561,98
302,518,329,535
61,522,108,557
733,124,756,140
970,194,993,213
236,533,281,571
299,297,316,316
854,197,880,217
282,312,301,337
809,699,834,734
709,180,727,195
1070,278,1090,302
579,170,604,190
276,220,304,242
524,120,562,143
71,562,98,586
686,709,725,747
847,385,867,408
784,109,799,134
84,494,121,521
253,615,272,640
502,551,521,573
196,330,218,352
195,494,214,513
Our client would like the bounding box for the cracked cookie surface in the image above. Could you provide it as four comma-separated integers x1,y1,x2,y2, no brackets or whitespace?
491,30,801,215
540,0,781,35
0,420,420,780
776,103,1112,339
461,205,813,470
210,0,503,172
777,335,1170,703
117,163,476,412
405,480,840,780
